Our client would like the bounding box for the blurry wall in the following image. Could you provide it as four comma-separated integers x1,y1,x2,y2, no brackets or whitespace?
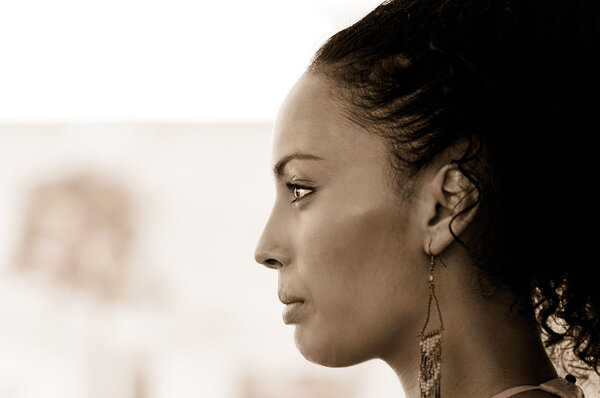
0,125,405,398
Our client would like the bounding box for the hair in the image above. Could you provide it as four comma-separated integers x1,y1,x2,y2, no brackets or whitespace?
309,0,600,376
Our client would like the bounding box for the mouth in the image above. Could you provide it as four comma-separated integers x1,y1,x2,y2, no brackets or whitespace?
278,291,306,324
278,292,305,306
282,301,305,324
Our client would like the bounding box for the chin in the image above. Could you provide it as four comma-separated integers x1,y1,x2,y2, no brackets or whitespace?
293,325,372,367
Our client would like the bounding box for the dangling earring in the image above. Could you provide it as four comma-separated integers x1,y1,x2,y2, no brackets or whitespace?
418,248,444,398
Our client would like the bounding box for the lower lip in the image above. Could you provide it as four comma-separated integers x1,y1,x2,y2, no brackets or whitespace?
282,302,305,324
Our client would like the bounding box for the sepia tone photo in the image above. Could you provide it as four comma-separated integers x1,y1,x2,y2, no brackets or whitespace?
1,1,599,397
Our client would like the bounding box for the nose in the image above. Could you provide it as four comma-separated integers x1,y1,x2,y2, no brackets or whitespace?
254,233,287,270
254,208,290,270
254,254,283,270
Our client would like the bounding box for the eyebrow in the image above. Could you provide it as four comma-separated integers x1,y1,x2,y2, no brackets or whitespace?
273,152,324,180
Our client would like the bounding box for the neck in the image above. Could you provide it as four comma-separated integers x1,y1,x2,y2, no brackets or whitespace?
381,268,557,398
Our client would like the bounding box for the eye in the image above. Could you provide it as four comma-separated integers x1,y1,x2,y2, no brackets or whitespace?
286,183,315,203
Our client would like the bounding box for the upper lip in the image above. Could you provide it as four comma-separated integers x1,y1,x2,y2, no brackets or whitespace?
278,291,305,305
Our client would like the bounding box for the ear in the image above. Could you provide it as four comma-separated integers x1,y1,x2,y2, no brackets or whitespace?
423,164,480,256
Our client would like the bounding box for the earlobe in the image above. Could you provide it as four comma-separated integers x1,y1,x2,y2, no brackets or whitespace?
424,165,480,256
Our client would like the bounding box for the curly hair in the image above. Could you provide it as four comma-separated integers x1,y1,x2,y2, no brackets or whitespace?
309,0,600,375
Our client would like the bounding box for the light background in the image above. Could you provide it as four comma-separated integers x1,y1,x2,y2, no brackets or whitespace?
0,1,406,397
0,0,384,122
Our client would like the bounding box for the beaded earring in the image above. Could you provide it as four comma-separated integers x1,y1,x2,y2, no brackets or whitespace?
418,251,444,398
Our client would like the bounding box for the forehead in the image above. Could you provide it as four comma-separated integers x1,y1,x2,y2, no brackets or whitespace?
272,73,388,172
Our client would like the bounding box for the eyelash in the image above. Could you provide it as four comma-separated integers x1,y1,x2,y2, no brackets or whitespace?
285,182,315,203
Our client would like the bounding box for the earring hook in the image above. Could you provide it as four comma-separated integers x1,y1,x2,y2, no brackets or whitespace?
427,240,448,268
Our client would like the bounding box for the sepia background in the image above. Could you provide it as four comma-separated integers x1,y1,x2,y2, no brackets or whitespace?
1,1,598,398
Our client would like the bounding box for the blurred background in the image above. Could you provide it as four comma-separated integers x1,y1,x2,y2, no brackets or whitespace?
0,1,406,397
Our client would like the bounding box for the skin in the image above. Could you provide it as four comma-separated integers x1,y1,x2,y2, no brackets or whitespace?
255,72,558,398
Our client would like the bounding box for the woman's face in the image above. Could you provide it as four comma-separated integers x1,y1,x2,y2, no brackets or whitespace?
255,72,429,367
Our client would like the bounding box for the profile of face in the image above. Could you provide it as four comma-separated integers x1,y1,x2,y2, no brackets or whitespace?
254,72,434,367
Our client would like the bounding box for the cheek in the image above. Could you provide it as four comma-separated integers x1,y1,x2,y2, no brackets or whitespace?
294,198,425,364
304,199,416,301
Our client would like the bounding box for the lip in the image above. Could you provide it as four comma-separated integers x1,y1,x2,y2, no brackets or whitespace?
282,301,305,324
278,291,305,305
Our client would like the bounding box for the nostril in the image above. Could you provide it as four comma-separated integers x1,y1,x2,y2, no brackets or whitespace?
263,258,282,270
254,248,286,269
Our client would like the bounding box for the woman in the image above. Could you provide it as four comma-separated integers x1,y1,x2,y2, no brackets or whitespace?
254,0,599,397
